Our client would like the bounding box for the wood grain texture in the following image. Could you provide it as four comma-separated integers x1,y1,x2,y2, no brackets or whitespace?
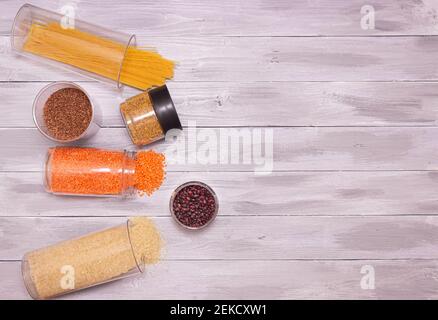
2,216,438,260
2,171,438,216
2,0,438,36
3,36,438,82
1,127,438,171
1,0,438,299
4,81,438,127
1,260,438,300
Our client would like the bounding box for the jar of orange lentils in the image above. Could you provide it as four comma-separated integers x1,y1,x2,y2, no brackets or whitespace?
44,147,166,197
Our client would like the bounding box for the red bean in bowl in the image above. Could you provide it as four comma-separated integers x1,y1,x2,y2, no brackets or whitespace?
170,181,218,230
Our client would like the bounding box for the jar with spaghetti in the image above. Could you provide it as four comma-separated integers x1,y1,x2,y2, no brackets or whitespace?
44,147,165,197
11,4,174,90
120,85,182,146
22,217,162,299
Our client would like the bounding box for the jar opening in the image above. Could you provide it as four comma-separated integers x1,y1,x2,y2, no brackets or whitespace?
117,34,137,89
120,92,165,146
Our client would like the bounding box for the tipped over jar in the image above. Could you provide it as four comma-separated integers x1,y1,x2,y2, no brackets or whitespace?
120,85,182,146
44,147,165,197
22,217,162,299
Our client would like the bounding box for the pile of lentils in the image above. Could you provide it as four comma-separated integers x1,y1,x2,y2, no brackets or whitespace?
172,184,217,229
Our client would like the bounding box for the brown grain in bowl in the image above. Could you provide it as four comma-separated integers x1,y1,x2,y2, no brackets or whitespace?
43,88,92,141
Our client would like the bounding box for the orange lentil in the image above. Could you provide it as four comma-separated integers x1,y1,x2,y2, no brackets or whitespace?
135,150,166,196
45,147,165,197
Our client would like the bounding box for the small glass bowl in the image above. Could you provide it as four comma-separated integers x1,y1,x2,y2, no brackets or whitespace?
33,81,101,143
169,181,219,230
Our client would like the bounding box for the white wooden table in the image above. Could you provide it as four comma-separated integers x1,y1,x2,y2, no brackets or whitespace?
1,0,438,299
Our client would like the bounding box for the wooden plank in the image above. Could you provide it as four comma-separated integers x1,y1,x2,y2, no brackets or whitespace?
2,0,438,36
3,36,438,82
2,171,438,217
1,259,437,299
1,127,438,171
2,216,438,260
4,81,438,128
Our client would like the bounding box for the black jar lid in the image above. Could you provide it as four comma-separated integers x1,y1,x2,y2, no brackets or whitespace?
149,85,182,133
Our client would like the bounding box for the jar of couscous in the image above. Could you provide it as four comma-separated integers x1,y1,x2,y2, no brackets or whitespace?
22,217,161,299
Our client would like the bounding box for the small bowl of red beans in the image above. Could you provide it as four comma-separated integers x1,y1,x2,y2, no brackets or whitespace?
170,181,218,230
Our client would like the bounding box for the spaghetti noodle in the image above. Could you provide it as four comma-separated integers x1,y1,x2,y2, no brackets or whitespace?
23,22,174,90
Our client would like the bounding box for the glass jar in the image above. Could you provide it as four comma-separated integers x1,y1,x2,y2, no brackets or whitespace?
33,81,102,143
120,85,182,146
45,147,137,197
170,181,219,230
11,3,136,89
44,147,166,197
22,217,161,299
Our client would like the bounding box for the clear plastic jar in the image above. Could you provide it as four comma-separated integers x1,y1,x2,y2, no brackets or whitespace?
120,85,182,146
11,3,136,88
45,147,137,197
22,217,161,299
